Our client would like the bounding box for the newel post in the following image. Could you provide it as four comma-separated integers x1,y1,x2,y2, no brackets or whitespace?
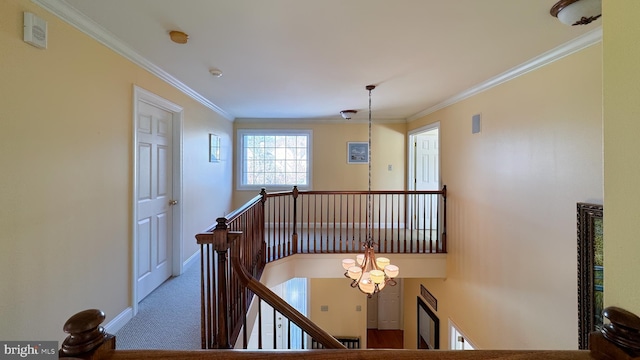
260,188,267,266
195,217,233,349
441,185,447,253
292,186,299,254
213,217,232,349
59,309,114,359
590,306,640,360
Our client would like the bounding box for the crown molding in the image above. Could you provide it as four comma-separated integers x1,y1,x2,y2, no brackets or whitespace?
235,117,406,125
32,0,235,121
407,26,602,122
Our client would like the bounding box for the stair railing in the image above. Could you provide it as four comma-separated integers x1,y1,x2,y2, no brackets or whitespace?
229,230,346,349
196,186,447,349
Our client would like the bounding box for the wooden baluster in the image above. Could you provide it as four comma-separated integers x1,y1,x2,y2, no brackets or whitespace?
59,309,114,359
313,193,317,253
428,193,432,253
332,193,336,252
257,298,263,349
272,308,277,349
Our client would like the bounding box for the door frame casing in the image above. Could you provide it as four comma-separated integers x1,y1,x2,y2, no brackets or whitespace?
407,122,440,191
132,85,184,315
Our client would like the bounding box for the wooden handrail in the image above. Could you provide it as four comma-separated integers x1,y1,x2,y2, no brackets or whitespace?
70,349,593,360
229,232,346,350
225,190,266,224
198,190,266,236
59,305,640,359
265,189,446,196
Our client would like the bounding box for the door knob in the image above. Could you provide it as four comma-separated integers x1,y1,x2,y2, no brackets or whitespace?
169,200,178,206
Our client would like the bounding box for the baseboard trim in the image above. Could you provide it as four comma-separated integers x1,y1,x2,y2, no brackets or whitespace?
104,251,199,335
104,307,133,335
183,249,200,273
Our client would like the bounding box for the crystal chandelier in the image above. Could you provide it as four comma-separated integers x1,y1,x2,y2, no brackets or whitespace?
341,85,399,296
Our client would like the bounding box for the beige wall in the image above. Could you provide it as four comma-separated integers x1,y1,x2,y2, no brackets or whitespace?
309,279,368,347
407,44,603,349
233,121,406,207
602,1,640,315
0,0,233,342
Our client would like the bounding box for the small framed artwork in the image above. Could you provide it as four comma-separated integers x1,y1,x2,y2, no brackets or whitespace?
209,134,220,162
347,142,368,164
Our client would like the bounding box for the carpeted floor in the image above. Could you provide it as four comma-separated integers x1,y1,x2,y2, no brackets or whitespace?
115,259,201,350
114,256,403,350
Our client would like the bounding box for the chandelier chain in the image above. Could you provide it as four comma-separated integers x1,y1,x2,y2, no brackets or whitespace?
342,84,398,297
367,86,372,246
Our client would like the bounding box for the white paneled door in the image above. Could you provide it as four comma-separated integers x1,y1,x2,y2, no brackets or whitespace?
136,100,174,302
412,128,439,229
415,130,439,192
377,279,402,329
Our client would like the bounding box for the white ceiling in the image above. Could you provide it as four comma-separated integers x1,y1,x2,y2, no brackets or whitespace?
44,0,601,121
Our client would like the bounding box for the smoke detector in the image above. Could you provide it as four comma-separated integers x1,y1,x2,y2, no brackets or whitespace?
209,68,223,77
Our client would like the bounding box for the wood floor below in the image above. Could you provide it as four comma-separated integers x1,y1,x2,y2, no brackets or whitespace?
367,329,404,349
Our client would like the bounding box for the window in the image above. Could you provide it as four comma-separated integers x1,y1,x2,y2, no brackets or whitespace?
449,320,476,350
237,129,312,190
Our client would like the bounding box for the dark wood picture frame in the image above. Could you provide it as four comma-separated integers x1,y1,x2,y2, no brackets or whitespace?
577,202,604,349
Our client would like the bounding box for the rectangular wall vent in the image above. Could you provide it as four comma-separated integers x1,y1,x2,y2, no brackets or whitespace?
472,113,481,134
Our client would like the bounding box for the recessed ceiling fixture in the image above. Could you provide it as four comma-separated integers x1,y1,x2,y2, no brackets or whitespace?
341,85,400,297
550,0,601,26
340,110,357,120
169,30,188,44
209,68,223,78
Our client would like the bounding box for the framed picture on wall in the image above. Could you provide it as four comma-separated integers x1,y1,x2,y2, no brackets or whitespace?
209,134,220,162
347,142,368,164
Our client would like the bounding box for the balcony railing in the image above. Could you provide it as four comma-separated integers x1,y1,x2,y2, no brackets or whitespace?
264,186,447,261
196,187,446,349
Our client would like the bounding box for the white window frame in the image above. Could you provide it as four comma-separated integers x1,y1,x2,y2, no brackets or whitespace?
236,129,313,191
